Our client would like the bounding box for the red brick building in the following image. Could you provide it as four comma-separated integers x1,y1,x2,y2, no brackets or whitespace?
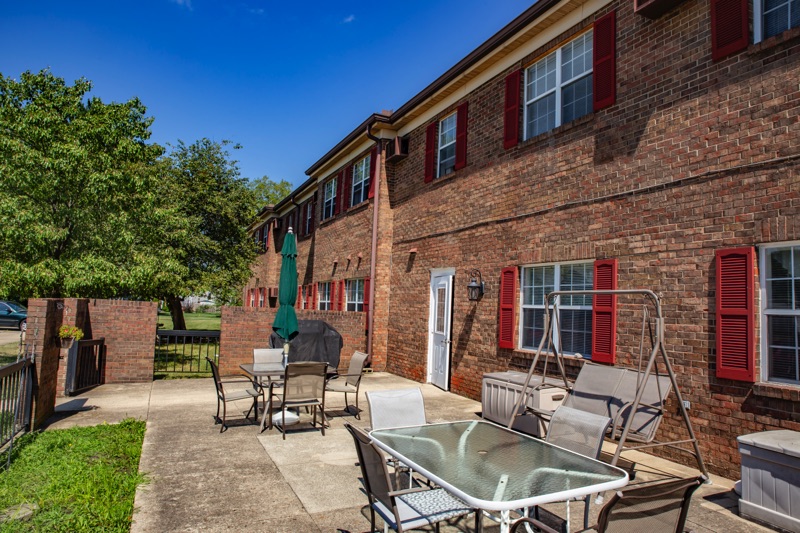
244,0,800,478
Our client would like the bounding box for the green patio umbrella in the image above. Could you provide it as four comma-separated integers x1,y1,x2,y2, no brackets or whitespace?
272,227,299,343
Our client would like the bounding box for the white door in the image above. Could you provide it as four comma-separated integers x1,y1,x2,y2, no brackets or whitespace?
429,272,453,391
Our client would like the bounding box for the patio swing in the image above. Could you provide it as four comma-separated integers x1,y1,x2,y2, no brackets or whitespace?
507,289,709,479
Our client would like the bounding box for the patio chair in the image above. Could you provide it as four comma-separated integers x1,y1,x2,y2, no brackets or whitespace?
525,406,611,532
510,475,706,533
325,350,368,420
344,422,478,533
265,361,327,439
253,348,285,384
367,388,428,487
206,357,262,433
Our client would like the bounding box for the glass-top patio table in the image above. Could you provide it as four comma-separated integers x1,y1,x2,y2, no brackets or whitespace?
370,420,628,532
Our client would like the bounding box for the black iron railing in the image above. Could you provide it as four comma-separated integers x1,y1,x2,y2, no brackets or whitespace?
65,339,106,396
155,330,220,375
0,355,34,463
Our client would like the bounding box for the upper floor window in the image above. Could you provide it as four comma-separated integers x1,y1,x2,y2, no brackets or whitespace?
755,0,800,42
524,30,593,139
305,203,313,235
346,279,365,312
438,113,457,178
322,179,336,220
351,156,371,206
761,242,800,384
520,261,593,356
318,282,332,311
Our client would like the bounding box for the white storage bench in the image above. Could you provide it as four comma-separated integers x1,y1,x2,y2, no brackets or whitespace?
481,371,566,437
738,430,800,532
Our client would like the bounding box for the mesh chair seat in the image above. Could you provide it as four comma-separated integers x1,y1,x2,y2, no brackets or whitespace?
325,380,357,393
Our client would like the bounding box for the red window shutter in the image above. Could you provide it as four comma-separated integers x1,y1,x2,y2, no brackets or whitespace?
424,122,437,183
503,70,521,149
592,259,618,364
593,11,616,112
330,282,336,311
335,171,344,215
338,280,346,311
711,0,749,62
454,102,468,170
715,247,756,381
498,267,518,349
312,284,318,310
368,145,378,199
344,164,353,210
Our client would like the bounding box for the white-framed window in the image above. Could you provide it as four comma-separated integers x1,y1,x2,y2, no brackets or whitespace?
437,113,457,178
318,281,332,310
760,242,800,384
754,0,800,43
351,156,371,206
346,279,365,312
524,30,593,139
322,179,336,220
305,203,313,235
520,261,593,356
258,288,265,308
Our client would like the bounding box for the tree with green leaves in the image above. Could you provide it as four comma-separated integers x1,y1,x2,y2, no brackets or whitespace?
0,69,183,300
249,175,292,211
159,139,257,329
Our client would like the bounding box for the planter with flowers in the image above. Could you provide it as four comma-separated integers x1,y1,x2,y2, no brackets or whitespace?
58,325,84,349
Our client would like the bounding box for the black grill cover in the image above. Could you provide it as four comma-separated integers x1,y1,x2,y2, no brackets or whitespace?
269,320,343,369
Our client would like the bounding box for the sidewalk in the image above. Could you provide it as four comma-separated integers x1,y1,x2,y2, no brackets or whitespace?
49,373,773,532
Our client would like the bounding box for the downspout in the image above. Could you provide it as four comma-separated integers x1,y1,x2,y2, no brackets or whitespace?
365,122,382,366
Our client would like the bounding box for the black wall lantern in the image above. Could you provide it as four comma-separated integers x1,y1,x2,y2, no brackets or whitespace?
467,269,484,301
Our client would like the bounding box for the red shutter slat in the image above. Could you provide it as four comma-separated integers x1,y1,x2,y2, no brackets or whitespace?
591,259,618,364
593,11,617,112
338,280,346,311
330,282,336,312
313,283,318,310
498,267,518,349
368,146,378,199
424,122,437,183
454,102,469,170
503,70,521,149
297,286,302,309
335,171,344,215
344,164,353,210
711,0,749,62
715,247,756,381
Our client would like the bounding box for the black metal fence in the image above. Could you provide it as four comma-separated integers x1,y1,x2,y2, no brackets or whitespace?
155,330,220,375
65,338,106,396
0,354,34,461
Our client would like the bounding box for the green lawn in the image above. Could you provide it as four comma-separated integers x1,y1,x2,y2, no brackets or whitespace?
0,419,146,532
0,343,20,366
157,311,220,331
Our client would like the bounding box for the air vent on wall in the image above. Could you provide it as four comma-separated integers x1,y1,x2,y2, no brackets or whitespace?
385,136,409,163
634,0,688,19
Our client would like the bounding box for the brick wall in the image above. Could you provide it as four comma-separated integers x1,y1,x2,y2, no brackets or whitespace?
382,0,800,480
219,306,366,376
25,299,63,428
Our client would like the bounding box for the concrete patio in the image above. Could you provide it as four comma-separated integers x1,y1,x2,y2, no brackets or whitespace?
46,372,775,533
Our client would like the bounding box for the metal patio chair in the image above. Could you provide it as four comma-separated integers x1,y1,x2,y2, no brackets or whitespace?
511,475,706,533
265,361,327,439
253,348,285,384
344,422,478,533
325,350,368,420
206,357,262,433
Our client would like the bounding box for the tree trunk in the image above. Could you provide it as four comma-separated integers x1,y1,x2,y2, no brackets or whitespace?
167,295,187,330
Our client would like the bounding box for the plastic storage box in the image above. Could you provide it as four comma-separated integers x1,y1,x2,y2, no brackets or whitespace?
481,371,566,437
738,430,800,532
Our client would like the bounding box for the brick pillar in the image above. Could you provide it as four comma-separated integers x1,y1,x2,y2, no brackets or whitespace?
26,299,65,429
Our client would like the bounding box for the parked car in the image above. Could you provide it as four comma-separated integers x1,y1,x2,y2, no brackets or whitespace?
0,301,26,331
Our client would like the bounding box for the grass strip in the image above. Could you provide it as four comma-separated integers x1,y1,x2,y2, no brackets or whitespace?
0,419,146,532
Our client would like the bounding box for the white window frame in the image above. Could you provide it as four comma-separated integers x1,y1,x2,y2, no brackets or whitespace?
322,179,336,220
305,203,312,235
351,156,371,206
519,260,594,357
346,279,365,312
759,240,800,384
318,281,332,310
754,0,799,43
258,288,265,308
437,113,457,178
523,30,593,140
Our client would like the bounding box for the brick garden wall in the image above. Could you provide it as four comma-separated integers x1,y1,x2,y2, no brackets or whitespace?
219,306,366,376
382,0,800,480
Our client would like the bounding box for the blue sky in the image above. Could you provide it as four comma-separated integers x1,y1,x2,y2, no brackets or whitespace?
1,1,533,188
